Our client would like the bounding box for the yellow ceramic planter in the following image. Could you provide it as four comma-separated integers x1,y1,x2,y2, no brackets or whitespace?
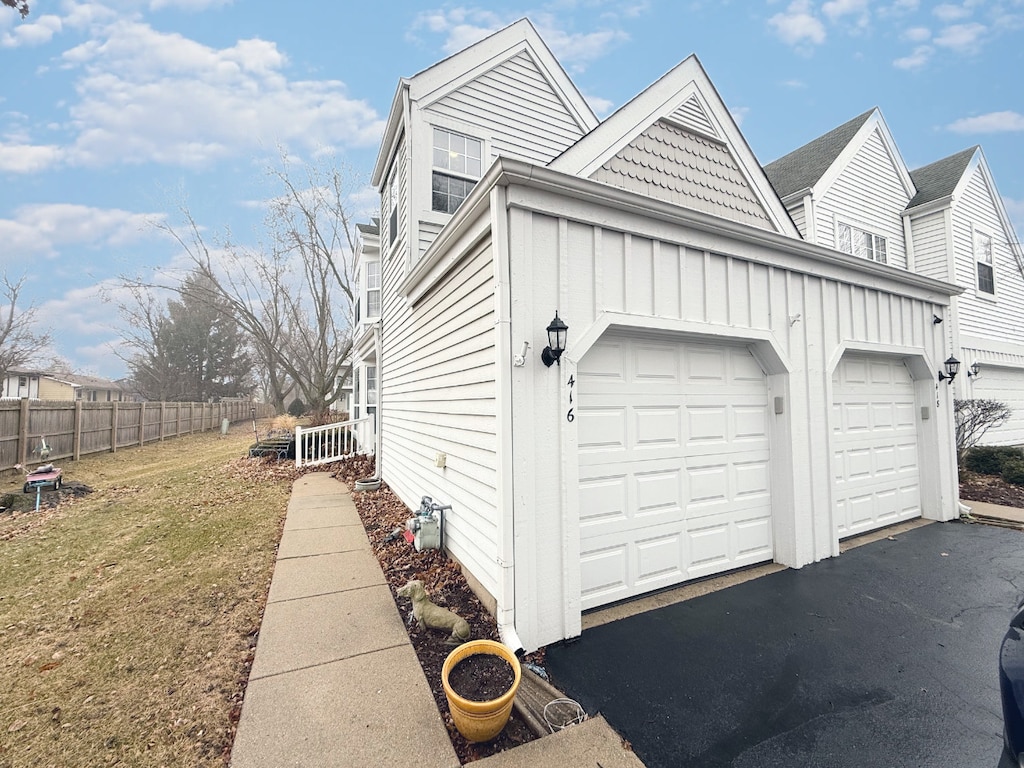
441,639,522,742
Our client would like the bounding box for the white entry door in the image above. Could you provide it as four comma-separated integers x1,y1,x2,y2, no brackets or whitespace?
832,355,921,538
577,334,773,610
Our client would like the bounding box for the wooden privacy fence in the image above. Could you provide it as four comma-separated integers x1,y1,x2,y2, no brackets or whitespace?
0,399,276,473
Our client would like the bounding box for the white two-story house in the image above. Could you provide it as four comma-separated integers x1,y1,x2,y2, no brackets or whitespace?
764,110,1024,444
354,19,962,652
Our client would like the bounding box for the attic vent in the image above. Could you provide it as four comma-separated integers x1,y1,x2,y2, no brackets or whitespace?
668,94,718,140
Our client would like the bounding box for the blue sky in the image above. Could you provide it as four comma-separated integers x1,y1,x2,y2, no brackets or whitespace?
2,0,1022,380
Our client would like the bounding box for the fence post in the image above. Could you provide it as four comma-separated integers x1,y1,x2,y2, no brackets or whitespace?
138,403,146,446
110,401,119,453
17,398,30,467
73,401,83,461
159,402,166,442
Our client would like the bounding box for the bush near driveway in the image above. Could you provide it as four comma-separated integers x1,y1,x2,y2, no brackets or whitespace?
0,426,298,768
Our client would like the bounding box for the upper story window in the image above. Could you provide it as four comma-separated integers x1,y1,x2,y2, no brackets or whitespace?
365,260,381,318
838,222,887,264
388,170,399,246
432,127,482,214
974,230,994,295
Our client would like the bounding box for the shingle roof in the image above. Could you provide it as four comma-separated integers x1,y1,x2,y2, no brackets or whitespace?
763,109,875,199
906,146,978,209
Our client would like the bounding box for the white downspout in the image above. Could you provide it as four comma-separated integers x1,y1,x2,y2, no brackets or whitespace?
491,184,524,655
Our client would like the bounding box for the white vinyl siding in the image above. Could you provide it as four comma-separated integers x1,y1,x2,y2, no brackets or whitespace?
908,210,950,281
428,51,587,165
953,167,1024,344
379,242,500,596
814,127,910,267
789,204,807,239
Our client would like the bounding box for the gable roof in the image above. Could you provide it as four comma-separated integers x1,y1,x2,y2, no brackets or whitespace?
549,55,800,236
763,109,874,200
906,146,978,209
371,18,598,186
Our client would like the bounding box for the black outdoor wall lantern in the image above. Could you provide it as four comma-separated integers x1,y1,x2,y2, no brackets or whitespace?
938,356,961,384
967,362,982,378
541,311,568,367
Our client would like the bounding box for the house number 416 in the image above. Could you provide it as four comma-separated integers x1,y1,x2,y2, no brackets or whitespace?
566,375,575,422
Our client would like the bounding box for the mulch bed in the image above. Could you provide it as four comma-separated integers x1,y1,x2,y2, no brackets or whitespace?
959,470,1024,508
329,456,539,763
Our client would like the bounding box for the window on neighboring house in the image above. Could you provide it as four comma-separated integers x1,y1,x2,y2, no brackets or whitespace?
838,222,887,263
432,127,482,214
366,261,381,318
388,170,399,246
975,230,995,295
365,365,378,423
353,366,361,419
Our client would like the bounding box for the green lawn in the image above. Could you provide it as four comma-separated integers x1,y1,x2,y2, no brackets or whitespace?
0,425,296,768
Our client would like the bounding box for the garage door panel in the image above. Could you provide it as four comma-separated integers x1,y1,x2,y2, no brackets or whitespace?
579,335,773,609
635,407,682,448
833,355,921,538
578,407,626,453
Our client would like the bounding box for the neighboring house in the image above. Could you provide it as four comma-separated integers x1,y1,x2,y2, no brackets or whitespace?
356,19,961,652
1,370,126,401
351,219,381,452
764,110,1024,444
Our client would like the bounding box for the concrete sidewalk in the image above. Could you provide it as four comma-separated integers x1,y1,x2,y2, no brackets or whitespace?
229,472,644,768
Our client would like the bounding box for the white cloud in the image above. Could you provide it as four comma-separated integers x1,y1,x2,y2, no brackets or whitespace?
947,111,1024,134
149,0,234,10
781,78,807,88
584,92,616,117
0,203,161,258
730,106,750,127
893,44,933,69
822,0,869,24
902,26,931,42
1,13,62,48
54,20,385,169
768,0,827,48
933,3,970,23
0,143,65,173
410,8,629,73
934,22,986,53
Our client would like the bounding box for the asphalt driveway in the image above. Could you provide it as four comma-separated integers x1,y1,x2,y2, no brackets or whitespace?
545,521,1024,768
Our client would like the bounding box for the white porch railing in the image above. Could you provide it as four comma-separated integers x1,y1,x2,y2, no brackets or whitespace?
295,417,372,468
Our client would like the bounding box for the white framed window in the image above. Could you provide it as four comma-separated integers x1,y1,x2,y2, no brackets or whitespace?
432,127,482,214
838,222,887,264
388,169,399,246
365,261,381,318
974,229,994,295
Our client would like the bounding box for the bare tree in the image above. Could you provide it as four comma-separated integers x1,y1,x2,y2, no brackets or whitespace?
1,1,29,19
124,152,364,415
954,398,1012,462
0,273,52,392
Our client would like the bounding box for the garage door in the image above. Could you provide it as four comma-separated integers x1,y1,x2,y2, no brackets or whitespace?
577,335,773,610
971,367,1024,445
832,355,921,538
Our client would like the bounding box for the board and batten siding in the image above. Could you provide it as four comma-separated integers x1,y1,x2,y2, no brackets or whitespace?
502,181,956,649
908,209,951,282
814,127,911,268
953,167,1024,346
379,240,502,597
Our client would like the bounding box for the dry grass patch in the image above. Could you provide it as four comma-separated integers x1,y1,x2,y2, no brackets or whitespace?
0,425,298,768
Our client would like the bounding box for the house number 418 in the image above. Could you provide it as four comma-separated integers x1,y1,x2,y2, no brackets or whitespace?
566,375,575,422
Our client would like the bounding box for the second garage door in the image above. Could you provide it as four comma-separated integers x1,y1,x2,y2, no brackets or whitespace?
971,366,1024,445
577,334,773,610
832,355,921,538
